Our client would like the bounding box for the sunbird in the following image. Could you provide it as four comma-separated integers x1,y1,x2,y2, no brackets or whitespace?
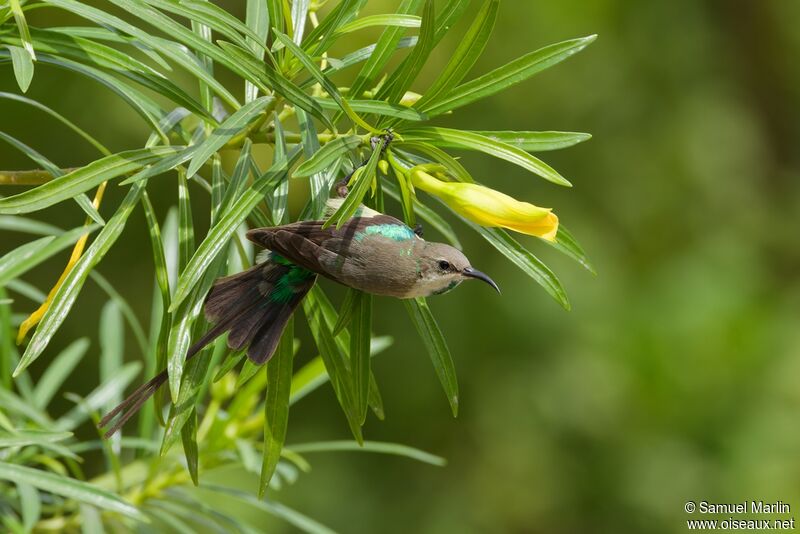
99,200,499,436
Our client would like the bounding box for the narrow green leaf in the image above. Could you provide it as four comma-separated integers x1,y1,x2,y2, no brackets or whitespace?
403,298,458,416
377,0,436,106
9,0,35,60
431,0,472,43
267,0,284,36
5,279,44,303
166,270,217,404
290,337,391,406
315,97,428,121
295,109,329,218
294,135,362,177
144,495,236,532
170,148,301,311
273,29,375,132
547,225,596,275
177,171,195,273
121,145,197,185
303,288,362,444
270,116,290,224
141,193,171,396
180,408,199,485
6,45,33,92
144,506,195,533
350,292,372,423
324,141,383,228
211,352,267,440
471,131,592,151
290,0,310,43
0,462,145,520
213,349,245,383
0,225,98,287
399,127,571,186
368,373,385,420
0,215,61,236
0,430,72,448
331,287,358,335
259,318,294,496
16,482,40,533
347,0,424,99
0,389,50,427
218,140,253,216
33,338,89,410
186,96,273,178
99,301,124,416
57,363,141,430
162,290,218,449
89,271,149,360
0,147,178,215
245,0,269,102
301,0,360,55
13,183,147,377
414,0,497,110
337,14,420,34
288,440,446,466
323,36,417,76
384,154,417,225
188,0,214,115
289,356,326,406
235,359,261,389
210,156,225,220
200,484,336,534
470,224,570,309
79,504,103,534
425,35,597,116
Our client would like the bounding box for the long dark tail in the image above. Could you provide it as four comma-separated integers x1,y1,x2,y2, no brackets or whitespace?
99,260,316,437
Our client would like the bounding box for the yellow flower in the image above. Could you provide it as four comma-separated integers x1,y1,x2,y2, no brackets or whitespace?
409,168,559,241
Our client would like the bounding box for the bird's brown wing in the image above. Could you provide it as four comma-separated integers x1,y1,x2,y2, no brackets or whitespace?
245,215,407,275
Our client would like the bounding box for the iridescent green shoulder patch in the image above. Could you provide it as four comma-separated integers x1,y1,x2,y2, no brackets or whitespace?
355,224,415,242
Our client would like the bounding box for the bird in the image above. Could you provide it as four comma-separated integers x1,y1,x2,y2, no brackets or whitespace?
99,200,499,437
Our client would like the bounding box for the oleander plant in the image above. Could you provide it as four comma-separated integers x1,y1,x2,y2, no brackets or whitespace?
0,0,594,531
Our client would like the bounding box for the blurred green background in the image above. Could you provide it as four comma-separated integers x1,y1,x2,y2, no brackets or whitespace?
3,0,800,532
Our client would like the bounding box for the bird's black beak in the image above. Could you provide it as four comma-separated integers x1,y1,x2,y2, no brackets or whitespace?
462,267,500,293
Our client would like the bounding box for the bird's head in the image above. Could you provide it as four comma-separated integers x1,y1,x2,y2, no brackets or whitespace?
416,242,500,297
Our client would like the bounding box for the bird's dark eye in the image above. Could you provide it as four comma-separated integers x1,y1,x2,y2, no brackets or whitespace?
438,260,451,271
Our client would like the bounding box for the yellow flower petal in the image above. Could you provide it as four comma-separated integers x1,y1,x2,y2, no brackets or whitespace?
409,168,559,240
16,181,108,344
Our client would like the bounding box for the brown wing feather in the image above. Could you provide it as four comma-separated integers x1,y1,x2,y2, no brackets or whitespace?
246,215,406,250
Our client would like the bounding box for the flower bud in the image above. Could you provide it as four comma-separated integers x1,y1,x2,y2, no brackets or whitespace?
409,168,558,241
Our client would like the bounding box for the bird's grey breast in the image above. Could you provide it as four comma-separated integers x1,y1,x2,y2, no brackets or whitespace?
319,227,421,297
